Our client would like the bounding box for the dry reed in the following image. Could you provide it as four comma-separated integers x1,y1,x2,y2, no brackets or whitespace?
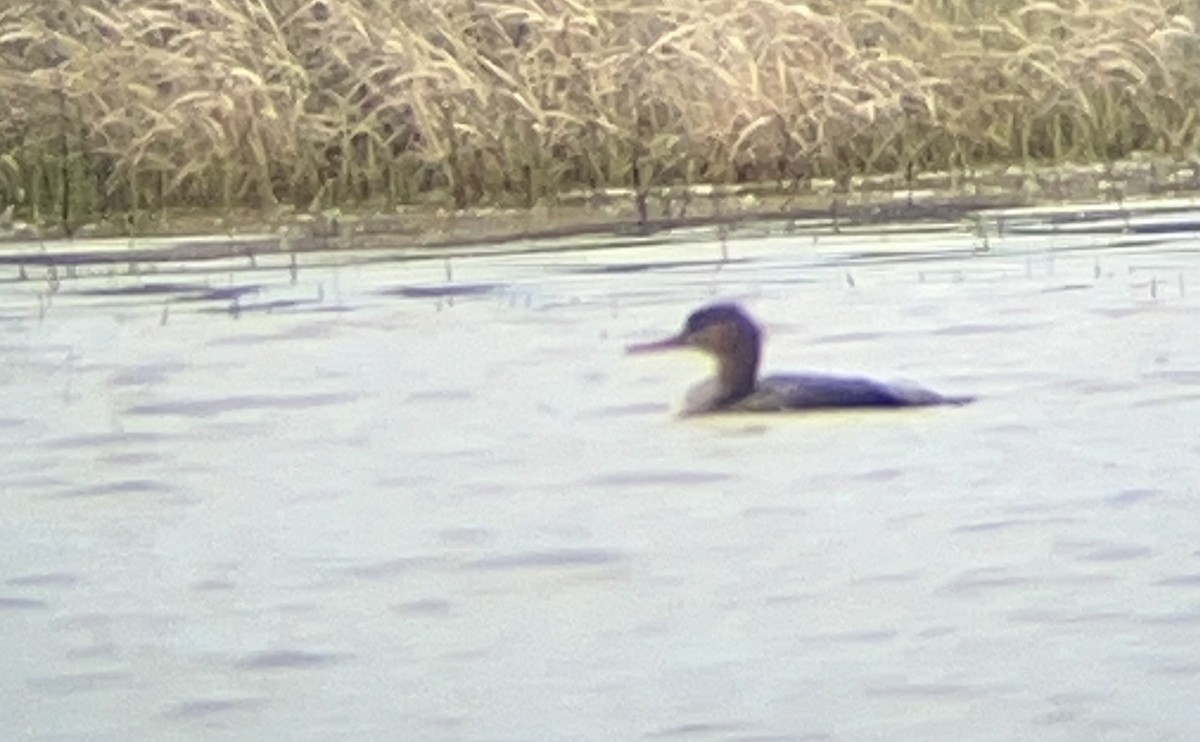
1,0,1197,233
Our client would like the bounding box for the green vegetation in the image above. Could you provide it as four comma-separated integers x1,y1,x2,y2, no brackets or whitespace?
1,0,1198,235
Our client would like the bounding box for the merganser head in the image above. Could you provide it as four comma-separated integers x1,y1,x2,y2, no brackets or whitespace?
627,303,762,404
627,303,761,358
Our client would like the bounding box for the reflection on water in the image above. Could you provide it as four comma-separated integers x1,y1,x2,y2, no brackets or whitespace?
2,199,1200,741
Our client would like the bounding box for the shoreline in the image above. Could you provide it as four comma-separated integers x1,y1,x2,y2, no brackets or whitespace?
1,155,1198,268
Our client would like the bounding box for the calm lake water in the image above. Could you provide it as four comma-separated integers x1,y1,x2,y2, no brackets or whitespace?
2,199,1200,742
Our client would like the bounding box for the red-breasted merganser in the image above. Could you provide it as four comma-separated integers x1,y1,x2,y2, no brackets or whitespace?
628,303,974,415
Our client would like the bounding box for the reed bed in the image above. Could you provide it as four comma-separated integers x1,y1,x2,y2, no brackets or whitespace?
1,0,1198,234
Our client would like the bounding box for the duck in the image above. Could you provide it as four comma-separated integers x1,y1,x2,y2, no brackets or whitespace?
628,303,974,415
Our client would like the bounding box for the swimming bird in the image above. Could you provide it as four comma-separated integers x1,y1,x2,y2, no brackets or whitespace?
627,303,974,415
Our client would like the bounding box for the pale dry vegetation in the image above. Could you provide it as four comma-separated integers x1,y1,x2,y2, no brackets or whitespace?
1,0,1198,232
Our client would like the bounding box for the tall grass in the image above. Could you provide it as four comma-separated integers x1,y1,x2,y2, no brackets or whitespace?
1,0,1197,233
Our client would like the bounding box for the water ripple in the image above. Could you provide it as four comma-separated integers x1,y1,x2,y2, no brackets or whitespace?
943,577,1035,596
1153,369,1200,386
567,252,750,273
190,579,236,592
0,474,69,492
28,671,132,695
235,649,348,671
864,682,978,699
931,321,1048,336
53,479,171,499
339,557,442,581
393,598,453,617
1052,539,1154,563
580,402,670,418
1006,609,1130,625
1141,607,1200,625
822,629,899,644
109,362,188,387
1148,663,1200,677
810,330,893,344
0,596,48,610
585,470,732,488
464,547,625,571
1155,573,1200,587
405,388,475,403
651,721,752,738
1106,488,1162,507
164,697,267,720
125,392,359,418
42,431,169,450
207,324,338,346
5,572,83,587
954,516,1080,533
1076,545,1153,562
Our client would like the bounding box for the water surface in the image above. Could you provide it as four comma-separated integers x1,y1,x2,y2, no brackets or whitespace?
2,199,1200,742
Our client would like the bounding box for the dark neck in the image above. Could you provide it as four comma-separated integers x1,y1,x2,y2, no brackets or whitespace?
714,341,759,405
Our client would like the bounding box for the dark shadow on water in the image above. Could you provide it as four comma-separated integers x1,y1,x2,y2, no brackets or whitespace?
69,282,266,302
1040,283,1094,293
1001,207,1200,235
377,283,501,299
69,282,225,296
186,286,264,302
842,248,975,263
552,258,751,275
199,298,342,315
